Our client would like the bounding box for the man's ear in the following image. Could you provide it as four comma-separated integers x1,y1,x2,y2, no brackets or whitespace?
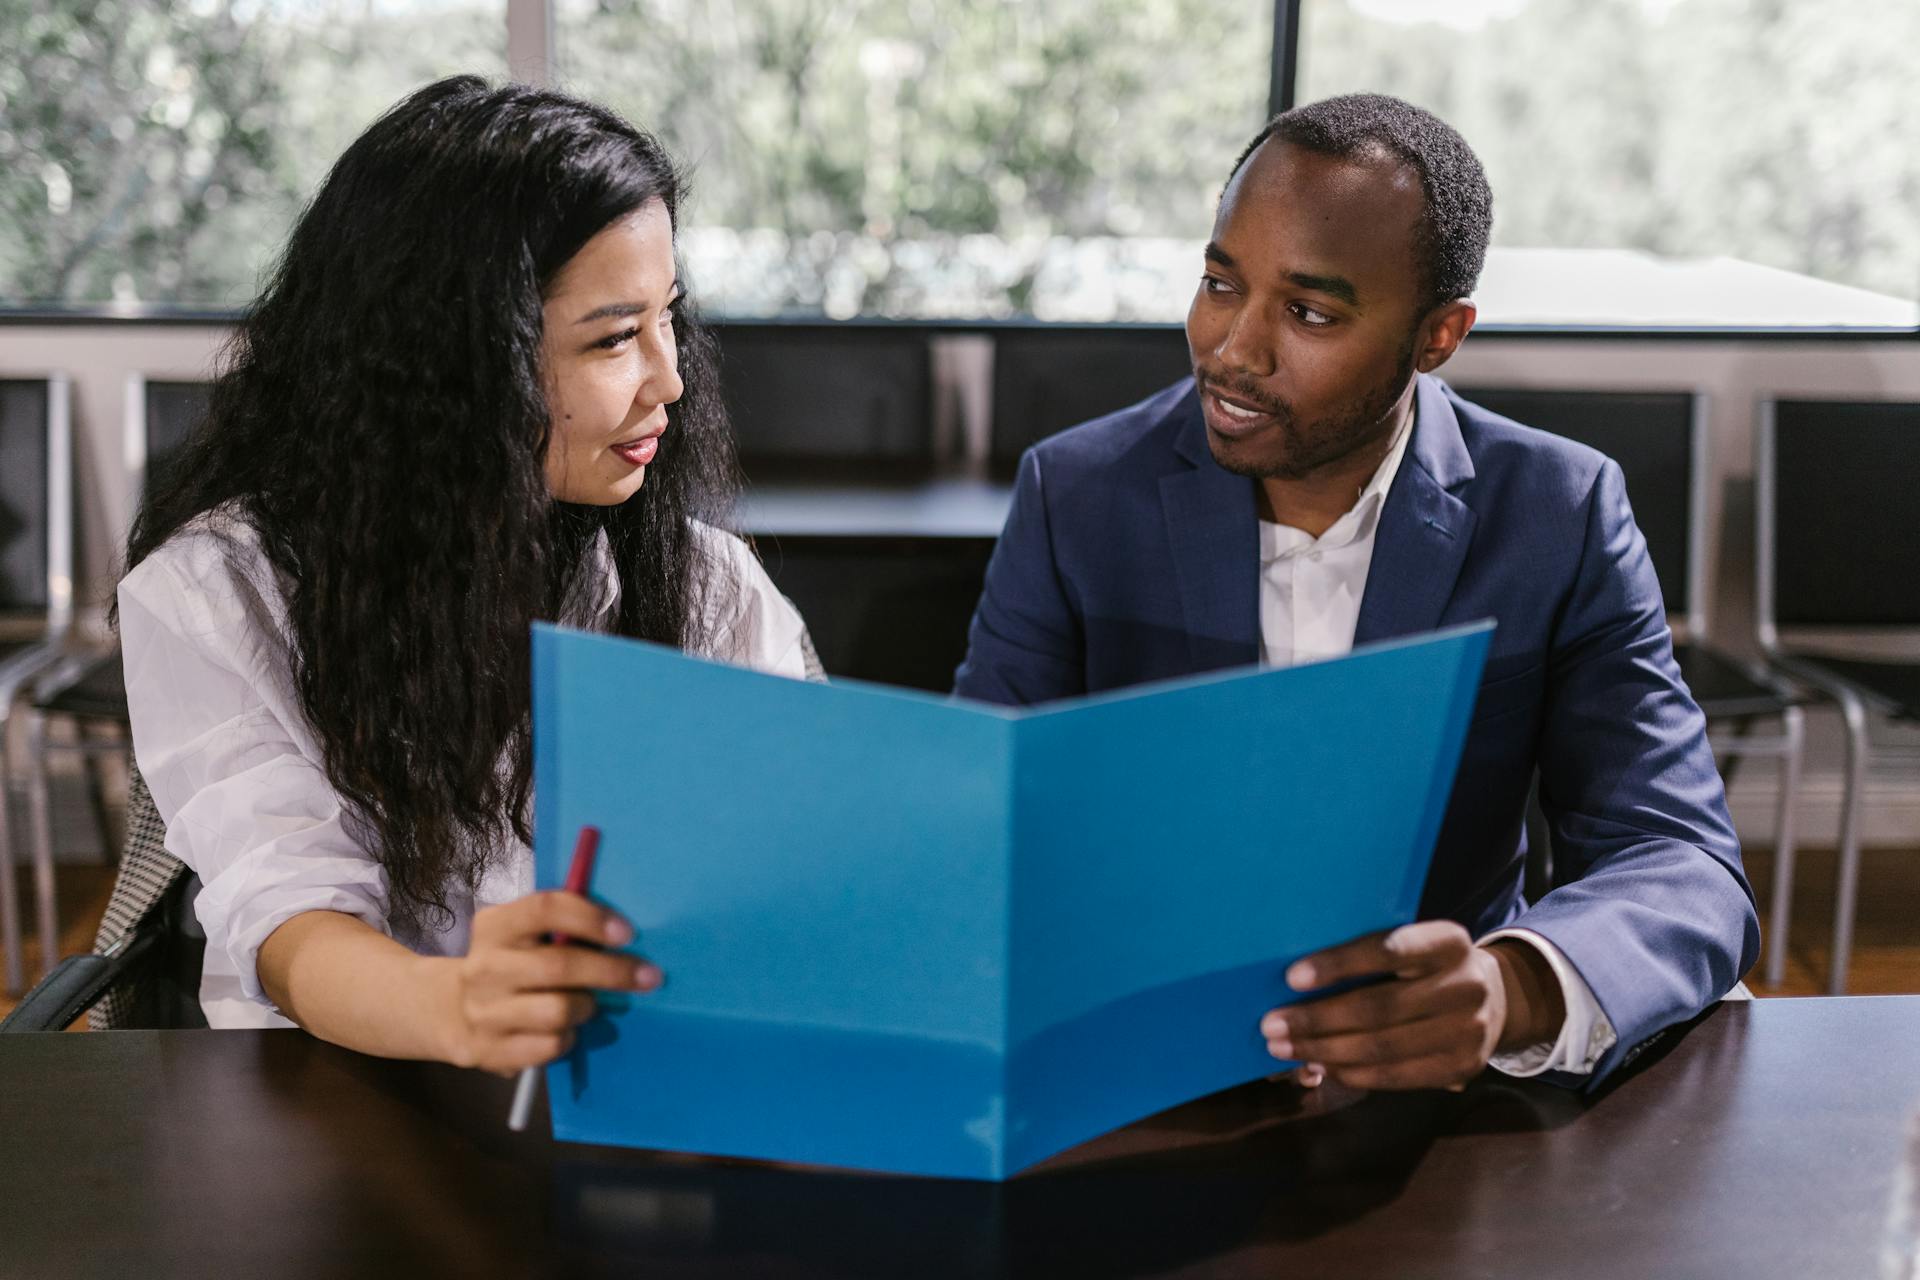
1414,299,1478,374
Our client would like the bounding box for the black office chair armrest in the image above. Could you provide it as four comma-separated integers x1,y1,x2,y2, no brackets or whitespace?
0,931,157,1033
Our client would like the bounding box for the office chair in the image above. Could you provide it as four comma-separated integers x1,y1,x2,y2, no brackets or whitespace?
0,764,205,1032
1,375,77,994
16,376,208,985
987,323,1192,477
715,322,936,482
1459,387,1809,986
1756,397,1920,994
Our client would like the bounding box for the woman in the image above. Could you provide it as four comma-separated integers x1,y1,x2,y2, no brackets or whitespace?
117,76,815,1072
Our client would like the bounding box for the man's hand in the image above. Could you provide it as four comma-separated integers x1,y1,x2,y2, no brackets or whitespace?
1258,922,1565,1091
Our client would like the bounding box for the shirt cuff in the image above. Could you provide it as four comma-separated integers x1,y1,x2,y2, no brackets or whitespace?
1478,927,1618,1078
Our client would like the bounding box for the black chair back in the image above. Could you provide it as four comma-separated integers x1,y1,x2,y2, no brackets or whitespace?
713,324,934,480
1766,399,1920,628
140,379,212,504
989,325,1191,475
0,379,55,615
1459,387,1698,619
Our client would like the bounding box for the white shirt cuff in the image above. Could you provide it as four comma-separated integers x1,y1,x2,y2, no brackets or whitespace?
1478,927,1618,1078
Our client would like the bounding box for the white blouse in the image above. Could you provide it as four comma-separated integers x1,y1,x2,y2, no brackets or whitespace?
118,507,813,1028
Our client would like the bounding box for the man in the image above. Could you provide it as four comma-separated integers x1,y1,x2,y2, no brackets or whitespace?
954,94,1757,1091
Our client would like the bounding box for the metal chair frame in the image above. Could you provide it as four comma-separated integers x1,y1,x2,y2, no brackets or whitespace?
1754,396,1920,994
1480,387,1807,987
1662,393,1807,992
1,373,76,994
20,651,128,982
10,372,180,989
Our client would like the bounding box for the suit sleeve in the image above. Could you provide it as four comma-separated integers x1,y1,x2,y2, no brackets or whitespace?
952,447,1088,706
1515,458,1760,1088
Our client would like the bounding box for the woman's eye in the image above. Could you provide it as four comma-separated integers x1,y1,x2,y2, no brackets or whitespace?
596,327,641,350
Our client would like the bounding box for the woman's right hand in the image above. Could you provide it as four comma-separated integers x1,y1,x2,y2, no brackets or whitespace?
442,890,662,1075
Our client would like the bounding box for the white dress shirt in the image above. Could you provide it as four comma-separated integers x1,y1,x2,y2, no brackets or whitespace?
118,507,812,1028
1257,412,1617,1078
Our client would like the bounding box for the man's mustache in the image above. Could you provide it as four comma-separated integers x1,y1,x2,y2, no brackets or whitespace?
1194,370,1290,422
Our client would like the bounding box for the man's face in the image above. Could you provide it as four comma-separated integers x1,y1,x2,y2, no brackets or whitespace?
1186,139,1430,482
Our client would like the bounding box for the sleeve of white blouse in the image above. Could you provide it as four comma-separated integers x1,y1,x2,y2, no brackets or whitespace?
695,526,819,681
118,548,392,1012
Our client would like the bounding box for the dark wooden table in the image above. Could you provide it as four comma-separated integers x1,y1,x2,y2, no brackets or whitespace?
3,997,1917,1278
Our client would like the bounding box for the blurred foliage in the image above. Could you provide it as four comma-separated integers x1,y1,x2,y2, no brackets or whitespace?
558,0,1273,315
0,0,288,301
0,0,503,304
2,0,1914,314
1302,0,1920,303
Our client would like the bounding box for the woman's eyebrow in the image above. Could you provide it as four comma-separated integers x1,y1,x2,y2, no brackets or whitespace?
573,280,683,325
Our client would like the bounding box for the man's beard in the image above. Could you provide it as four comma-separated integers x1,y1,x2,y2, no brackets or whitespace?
1205,334,1418,483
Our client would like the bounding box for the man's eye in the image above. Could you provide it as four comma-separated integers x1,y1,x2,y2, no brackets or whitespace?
1292,304,1334,327
1200,274,1234,295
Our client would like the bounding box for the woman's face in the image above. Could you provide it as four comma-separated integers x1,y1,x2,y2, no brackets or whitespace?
540,199,685,505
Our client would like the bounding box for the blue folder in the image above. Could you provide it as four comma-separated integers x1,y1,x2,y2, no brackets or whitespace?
533,620,1492,1180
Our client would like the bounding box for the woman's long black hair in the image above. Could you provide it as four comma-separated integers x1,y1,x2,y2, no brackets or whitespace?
125,76,739,932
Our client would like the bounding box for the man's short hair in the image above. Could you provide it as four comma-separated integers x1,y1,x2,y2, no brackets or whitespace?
1227,93,1493,313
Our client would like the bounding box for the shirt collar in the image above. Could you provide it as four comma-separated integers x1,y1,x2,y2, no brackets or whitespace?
559,528,621,628
1260,400,1417,564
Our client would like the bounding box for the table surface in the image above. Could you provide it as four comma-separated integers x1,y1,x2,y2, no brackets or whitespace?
3,997,1917,1279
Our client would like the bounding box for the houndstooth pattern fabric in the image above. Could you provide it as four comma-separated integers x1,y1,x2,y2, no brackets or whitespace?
87,764,187,1030
800,628,827,682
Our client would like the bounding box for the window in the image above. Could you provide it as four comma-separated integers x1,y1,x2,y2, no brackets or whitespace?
1298,0,1920,329
556,0,1273,320
0,0,506,306
10,0,1916,330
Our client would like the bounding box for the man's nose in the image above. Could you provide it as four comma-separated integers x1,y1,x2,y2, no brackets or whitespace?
1214,305,1278,380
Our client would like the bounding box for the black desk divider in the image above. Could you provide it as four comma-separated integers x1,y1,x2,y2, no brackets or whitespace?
713,324,935,481
0,380,52,613
1770,399,1920,627
752,534,996,693
1455,386,1696,617
989,325,1192,475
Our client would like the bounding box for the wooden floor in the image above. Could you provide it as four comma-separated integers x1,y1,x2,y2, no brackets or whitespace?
4,845,1918,1026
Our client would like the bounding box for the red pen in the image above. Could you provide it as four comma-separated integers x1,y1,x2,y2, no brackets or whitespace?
507,825,601,1131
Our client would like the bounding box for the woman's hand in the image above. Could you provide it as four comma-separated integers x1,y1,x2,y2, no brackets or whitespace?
441,890,663,1075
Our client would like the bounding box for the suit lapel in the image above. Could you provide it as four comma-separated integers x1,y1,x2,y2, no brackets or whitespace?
1160,393,1261,670
1354,376,1479,645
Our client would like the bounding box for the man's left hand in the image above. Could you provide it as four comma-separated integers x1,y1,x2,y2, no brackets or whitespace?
1259,921,1565,1091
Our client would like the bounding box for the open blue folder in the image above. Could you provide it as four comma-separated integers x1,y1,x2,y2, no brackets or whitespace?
533,620,1492,1180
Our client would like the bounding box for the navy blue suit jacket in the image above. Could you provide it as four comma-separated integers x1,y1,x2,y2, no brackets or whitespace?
954,374,1759,1087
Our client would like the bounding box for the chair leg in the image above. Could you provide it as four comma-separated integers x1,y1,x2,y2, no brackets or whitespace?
0,711,23,995
1829,689,1870,996
25,709,59,978
1763,706,1805,988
